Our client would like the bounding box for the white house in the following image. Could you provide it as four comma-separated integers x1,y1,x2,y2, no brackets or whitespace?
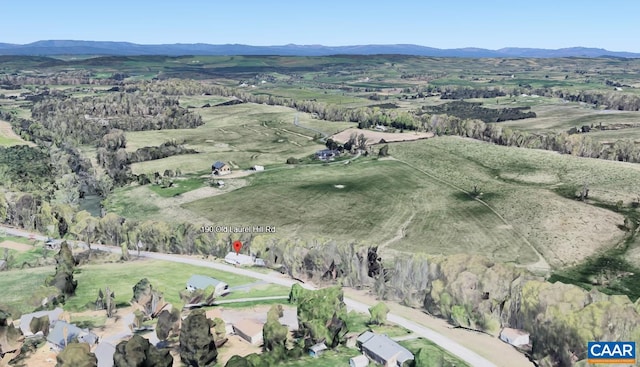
350,355,369,367
224,252,255,266
499,328,530,347
186,275,229,296
252,165,265,171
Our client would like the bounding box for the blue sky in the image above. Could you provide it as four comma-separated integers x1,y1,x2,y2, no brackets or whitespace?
4,0,640,51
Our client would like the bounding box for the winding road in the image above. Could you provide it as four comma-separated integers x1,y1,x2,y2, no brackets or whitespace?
2,225,519,367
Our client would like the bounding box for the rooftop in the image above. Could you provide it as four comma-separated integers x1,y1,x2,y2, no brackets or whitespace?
500,327,530,338
233,319,264,336
212,161,226,169
360,332,413,364
186,274,225,290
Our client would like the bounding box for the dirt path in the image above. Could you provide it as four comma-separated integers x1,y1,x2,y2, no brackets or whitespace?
0,240,32,252
388,156,551,274
379,213,415,249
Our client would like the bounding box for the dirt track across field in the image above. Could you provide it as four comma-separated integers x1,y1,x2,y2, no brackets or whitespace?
331,128,434,145
0,240,32,252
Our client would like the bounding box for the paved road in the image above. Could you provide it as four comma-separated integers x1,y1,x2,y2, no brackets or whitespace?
2,225,498,367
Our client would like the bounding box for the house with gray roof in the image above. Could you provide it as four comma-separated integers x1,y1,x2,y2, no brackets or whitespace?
19,307,64,336
47,321,98,350
212,161,231,175
357,331,414,367
186,274,229,296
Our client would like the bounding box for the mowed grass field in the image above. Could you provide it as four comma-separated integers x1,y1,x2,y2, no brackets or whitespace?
184,157,538,265
0,119,34,146
125,102,352,175
391,137,638,268
498,103,640,134
0,258,289,316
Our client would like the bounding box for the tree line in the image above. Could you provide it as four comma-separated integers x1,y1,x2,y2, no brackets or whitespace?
29,92,203,145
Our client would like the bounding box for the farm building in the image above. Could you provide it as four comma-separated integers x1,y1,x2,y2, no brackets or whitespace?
499,328,530,347
315,149,341,161
309,342,328,358
349,355,370,367
357,331,413,367
233,319,264,345
186,274,229,296
212,161,231,176
47,321,98,351
251,165,265,171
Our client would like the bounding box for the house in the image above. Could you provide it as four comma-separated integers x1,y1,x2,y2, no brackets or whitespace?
309,342,328,358
212,161,231,176
357,332,414,367
186,275,229,296
375,125,388,132
315,149,341,161
233,319,264,345
350,355,370,367
224,252,255,266
499,328,530,347
251,165,265,171
19,308,64,336
47,321,98,350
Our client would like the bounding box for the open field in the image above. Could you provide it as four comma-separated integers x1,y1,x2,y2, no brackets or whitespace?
0,119,34,146
498,104,640,132
331,127,434,145
0,258,289,316
391,137,637,268
184,156,537,265
126,103,350,174
103,177,249,223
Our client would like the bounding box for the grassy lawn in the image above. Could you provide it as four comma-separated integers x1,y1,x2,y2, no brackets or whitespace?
0,236,54,268
221,284,290,301
399,337,471,367
278,347,360,367
0,266,54,317
64,259,282,311
184,156,536,264
0,258,287,315
147,176,208,198
345,311,412,338
101,185,162,220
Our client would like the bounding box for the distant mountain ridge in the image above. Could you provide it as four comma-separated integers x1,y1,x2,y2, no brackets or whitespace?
0,40,638,58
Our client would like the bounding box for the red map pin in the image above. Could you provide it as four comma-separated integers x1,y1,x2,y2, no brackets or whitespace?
233,240,243,255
